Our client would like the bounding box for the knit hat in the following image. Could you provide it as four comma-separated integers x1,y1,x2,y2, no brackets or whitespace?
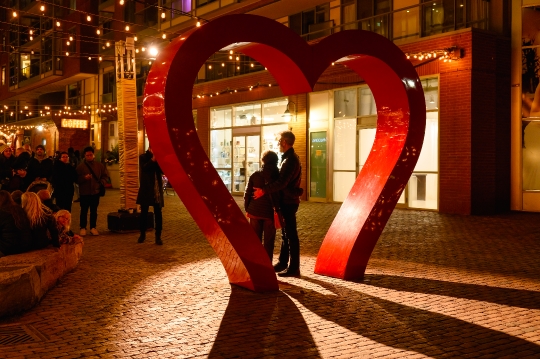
0,144,8,154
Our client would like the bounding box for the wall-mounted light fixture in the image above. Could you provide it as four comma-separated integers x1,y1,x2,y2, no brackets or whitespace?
282,101,296,122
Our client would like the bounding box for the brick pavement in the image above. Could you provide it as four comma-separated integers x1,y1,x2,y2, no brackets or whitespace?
1,189,540,358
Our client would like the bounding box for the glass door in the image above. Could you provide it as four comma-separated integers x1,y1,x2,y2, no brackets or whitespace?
232,134,260,194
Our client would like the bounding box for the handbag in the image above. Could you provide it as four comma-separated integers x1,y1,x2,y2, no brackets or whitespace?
268,192,283,229
84,161,106,197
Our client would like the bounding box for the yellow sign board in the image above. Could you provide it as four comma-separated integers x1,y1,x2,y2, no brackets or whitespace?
61,119,88,129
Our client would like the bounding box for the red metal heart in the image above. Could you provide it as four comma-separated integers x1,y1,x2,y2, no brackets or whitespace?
143,14,425,290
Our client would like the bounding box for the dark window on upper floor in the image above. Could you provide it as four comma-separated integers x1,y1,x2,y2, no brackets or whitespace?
289,4,331,40
196,0,217,7
67,81,82,108
102,71,116,103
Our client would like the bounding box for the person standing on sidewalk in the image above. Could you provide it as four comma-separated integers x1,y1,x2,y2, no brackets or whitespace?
253,131,302,277
244,150,280,261
76,146,109,236
52,152,77,212
136,148,164,245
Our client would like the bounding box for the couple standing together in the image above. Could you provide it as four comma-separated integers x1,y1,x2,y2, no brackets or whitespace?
244,131,303,277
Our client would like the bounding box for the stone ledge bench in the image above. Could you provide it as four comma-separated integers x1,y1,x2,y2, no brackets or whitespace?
0,242,83,318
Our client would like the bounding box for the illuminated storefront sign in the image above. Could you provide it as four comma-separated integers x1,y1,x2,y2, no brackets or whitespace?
61,119,88,129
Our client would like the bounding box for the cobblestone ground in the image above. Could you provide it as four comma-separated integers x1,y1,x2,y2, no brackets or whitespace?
1,189,540,358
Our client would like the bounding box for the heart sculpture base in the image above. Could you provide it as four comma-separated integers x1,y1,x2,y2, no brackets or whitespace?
143,14,425,291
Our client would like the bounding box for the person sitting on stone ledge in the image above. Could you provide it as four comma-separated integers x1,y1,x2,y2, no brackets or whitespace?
8,163,32,193
54,210,83,245
0,190,32,257
37,189,61,213
21,192,59,250
11,190,22,205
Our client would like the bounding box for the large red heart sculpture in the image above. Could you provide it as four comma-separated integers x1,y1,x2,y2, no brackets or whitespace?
143,14,425,291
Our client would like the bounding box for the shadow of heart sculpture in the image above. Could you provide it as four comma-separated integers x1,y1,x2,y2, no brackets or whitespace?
143,14,426,292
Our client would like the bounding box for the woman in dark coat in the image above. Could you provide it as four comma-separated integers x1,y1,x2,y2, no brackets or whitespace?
0,145,16,190
244,150,280,261
136,148,164,244
0,190,32,257
51,151,77,212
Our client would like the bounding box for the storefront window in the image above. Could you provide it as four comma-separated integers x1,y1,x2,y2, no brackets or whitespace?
234,103,261,126
263,99,288,123
334,89,357,118
329,78,439,209
210,99,289,194
522,6,540,191
310,132,327,198
523,121,540,190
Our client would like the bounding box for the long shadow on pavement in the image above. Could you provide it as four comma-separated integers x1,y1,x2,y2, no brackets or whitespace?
208,286,321,358
284,277,540,358
362,274,540,310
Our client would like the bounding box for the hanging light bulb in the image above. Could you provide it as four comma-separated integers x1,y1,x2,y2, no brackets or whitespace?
66,41,70,45
69,36,73,41
135,48,139,53
196,21,201,27
65,52,69,56
99,56,102,61
125,25,130,31
96,29,101,35
12,11,17,17
87,15,91,21
134,36,138,41
106,42,110,47
88,57,91,60
56,21,61,27
29,30,33,35
162,33,166,39
29,36,33,41
161,12,166,19
40,5,45,11
141,47,146,52
120,0,124,4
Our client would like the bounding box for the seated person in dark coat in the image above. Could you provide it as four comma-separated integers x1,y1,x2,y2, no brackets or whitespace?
8,163,33,193
21,192,59,250
0,190,32,257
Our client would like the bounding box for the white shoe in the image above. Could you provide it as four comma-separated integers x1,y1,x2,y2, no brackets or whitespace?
80,228,87,236
90,228,99,236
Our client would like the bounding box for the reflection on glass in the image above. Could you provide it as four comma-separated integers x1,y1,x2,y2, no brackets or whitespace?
262,124,288,156
408,173,438,209
263,99,288,123
310,131,327,198
334,89,357,118
393,7,419,41
233,136,246,192
334,118,356,170
234,103,261,126
523,121,540,190
211,107,232,128
333,171,356,202
422,78,439,110
358,87,377,116
210,129,232,168
217,170,231,191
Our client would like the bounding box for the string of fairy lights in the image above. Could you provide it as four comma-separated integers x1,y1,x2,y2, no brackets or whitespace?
1,0,463,122
3,0,207,62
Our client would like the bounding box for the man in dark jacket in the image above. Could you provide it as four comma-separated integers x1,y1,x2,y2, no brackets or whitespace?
76,146,109,236
27,144,54,182
136,148,164,245
253,131,302,277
